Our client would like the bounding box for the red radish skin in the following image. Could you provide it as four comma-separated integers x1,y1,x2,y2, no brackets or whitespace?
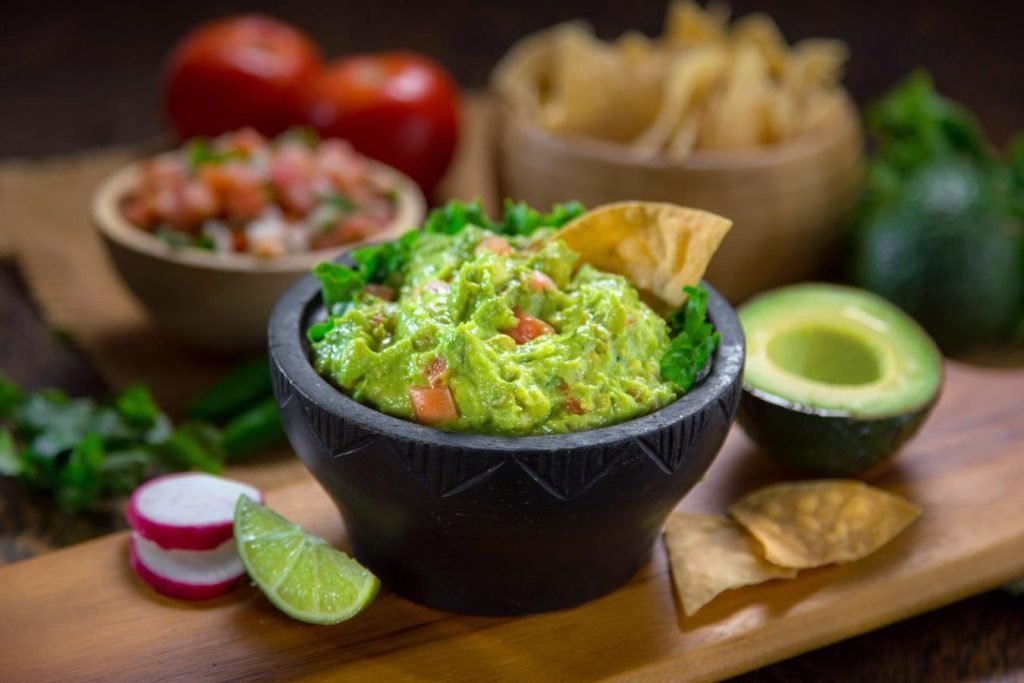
126,473,262,551
129,532,245,601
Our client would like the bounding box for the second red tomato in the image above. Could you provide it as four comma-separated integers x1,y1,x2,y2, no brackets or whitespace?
304,53,460,196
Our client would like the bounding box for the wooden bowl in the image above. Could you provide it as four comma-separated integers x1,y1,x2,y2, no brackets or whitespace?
92,158,425,353
496,95,864,302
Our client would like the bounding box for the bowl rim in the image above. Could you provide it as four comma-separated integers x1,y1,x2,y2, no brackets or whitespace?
92,153,427,274
496,91,860,172
268,264,745,452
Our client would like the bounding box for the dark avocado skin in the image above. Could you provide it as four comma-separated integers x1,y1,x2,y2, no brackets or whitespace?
850,158,1023,353
737,387,937,476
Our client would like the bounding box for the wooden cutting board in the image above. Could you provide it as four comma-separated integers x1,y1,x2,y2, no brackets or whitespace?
2,361,1023,682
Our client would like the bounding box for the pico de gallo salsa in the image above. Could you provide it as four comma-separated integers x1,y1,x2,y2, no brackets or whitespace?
121,128,399,257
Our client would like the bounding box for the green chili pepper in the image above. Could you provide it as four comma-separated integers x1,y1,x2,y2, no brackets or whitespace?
223,398,285,458
188,357,274,424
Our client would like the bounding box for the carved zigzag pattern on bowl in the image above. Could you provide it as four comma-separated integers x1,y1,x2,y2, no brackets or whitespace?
394,441,506,498
637,411,710,474
301,400,385,461
514,448,622,501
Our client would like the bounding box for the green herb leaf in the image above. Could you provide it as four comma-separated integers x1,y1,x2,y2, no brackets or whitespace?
1007,134,1024,221
116,385,160,429
0,373,237,513
155,422,225,474
314,262,367,312
498,199,585,236
0,429,21,476
0,374,24,419
661,285,719,392
184,137,244,171
423,199,495,235
155,227,197,250
865,71,995,206
306,319,335,343
19,394,97,457
194,234,217,251
100,449,155,495
323,194,357,213
55,434,106,514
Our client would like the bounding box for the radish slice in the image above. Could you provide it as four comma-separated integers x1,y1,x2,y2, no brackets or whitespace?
126,473,262,551
129,532,245,601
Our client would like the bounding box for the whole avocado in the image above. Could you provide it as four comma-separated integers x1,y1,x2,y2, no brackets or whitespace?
849,72,1024,353
851,157,1022,352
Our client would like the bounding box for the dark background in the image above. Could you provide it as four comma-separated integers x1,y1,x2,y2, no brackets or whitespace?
2,0,1023,158
1,2,1023,681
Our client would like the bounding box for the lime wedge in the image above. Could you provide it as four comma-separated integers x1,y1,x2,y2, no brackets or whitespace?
234,495,379,624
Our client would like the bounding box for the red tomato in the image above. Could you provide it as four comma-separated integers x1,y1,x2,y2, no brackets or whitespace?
164,15,323,139
304,53,460,196
505,310,554,345
409,386,457,426
529,270,555,291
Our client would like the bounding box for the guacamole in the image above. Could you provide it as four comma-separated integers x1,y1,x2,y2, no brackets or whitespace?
310,226,682,435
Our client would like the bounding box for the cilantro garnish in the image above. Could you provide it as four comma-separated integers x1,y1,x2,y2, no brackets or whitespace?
184,137,244,172
660,285,719,392
0,379,227,514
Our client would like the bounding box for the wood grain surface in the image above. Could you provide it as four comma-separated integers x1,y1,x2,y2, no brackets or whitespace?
2,361,1022,682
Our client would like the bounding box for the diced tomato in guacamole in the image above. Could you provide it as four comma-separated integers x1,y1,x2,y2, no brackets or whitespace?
310,226,680,436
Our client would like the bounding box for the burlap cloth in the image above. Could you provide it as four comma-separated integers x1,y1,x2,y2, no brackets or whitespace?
0,95,496,411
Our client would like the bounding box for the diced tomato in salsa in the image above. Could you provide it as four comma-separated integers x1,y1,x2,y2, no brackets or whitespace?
409,386,457,426
122,128,397,257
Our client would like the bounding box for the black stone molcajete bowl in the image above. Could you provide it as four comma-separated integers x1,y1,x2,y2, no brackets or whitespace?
268,274,744,616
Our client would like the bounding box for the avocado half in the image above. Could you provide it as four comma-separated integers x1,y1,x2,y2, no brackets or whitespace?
737,283,943,476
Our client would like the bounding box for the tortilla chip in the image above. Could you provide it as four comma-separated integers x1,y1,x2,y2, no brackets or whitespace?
539,26,666,142
730,480,921,569
762,82,799,142
733,14,789,76
490,22,586,118
664,514,797,616
632,46,727,154
491,5,851,152
662,0,730,48
697,45,771,149
553,202,732,309
667,113,701,159
785,38,849,92
616,30,659,63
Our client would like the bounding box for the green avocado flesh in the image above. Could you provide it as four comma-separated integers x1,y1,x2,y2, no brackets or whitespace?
310,226,680,436
742,283,941,417
738,283,942,475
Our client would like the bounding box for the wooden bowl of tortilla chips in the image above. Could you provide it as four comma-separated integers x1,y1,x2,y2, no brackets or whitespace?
490,4,864,302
